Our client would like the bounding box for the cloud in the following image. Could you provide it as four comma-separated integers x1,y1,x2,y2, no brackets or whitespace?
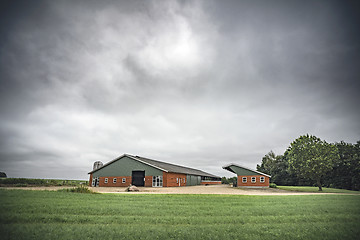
0,0,359,179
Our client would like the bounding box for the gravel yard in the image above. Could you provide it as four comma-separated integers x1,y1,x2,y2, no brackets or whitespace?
89,184,337,195
2,184,340,195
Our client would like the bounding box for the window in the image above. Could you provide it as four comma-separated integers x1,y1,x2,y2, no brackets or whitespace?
105,178,108,184
152,176,163,187
113,178,117,184
260,177,265,183
242,177,247,183
176,178,179,183
251,177,256,183
122,178,126,183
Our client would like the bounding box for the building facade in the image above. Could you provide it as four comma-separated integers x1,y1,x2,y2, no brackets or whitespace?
222,163,271,187
89,154,221,187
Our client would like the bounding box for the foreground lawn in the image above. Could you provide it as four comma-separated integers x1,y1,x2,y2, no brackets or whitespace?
277,186,360,194
0,190,359,240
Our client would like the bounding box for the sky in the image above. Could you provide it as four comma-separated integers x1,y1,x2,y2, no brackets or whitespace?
0,0,359,180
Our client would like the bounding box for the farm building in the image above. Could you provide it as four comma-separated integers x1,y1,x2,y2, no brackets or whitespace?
222,163,271,187
88,154,221,187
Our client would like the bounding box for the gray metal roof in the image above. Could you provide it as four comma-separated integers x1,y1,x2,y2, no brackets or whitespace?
89,154,220,179
130,155,220,178
222,163,271,178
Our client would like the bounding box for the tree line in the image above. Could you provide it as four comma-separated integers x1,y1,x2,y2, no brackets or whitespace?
221,176,237,185
257,135,360,191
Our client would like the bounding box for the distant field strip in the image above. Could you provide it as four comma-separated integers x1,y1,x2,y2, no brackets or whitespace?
277,186,360,194
0,189,359,240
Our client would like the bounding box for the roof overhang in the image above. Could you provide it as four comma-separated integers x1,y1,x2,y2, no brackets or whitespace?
222,165,236,174
222,163,271,178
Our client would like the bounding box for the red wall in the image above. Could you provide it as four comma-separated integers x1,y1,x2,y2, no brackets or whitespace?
90,172,212,187
98,176,132,187
237,175,270,187
144,176,152,187
89,174,93,187
89,175,152,187
163,172,186,187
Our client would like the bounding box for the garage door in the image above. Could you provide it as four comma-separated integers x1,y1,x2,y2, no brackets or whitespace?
132,171,145,186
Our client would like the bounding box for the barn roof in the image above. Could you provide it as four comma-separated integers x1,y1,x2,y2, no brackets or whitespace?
88,154,220,178
222,163,271,178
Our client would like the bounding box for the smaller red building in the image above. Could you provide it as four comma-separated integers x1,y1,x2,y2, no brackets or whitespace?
222,163,271,187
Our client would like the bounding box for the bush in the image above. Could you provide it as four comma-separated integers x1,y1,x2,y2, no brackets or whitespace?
58,185,97,194
269,183,277,188
15,183,28,187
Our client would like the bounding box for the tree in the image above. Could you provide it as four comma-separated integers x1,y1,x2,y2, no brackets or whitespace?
323,141,360,190
286,134,340,191
257,151,299,186
221,177,229,184
257,151,276,175
221,176,237,185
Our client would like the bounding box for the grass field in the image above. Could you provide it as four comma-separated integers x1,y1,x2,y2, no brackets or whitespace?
0,189,359,240
0,178,88,187
277,186,360,194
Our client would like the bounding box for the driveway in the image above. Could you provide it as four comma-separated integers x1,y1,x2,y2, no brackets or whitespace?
1,184,346,195
89,184,337,195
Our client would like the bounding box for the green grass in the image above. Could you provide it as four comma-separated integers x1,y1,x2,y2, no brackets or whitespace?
277,186,360,194
0,189,359,240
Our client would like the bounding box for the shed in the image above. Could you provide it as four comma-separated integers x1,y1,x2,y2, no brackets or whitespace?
223,163,271,188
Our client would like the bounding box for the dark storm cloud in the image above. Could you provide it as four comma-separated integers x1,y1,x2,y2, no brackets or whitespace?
0,0,359,179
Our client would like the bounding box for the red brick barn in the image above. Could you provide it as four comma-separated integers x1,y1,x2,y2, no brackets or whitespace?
222,163,271,187
89,154,221,187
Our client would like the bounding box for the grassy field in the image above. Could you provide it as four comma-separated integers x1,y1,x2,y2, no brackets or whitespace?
277,186,360,194
0,178,88,187
0,189,359,240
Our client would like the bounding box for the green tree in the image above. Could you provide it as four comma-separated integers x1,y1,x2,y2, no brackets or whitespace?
324,141,360,190
257,151,277,175
221,177,237,185
286,134,340,191
221,177,229,184
257,151,299,186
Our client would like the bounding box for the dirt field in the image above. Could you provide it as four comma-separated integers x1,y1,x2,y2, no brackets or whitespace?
2,184,340,195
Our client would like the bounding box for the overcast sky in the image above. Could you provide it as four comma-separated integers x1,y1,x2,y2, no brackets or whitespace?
0,0,359,180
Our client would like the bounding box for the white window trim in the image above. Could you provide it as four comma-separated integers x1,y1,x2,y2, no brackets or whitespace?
92,177,99,187
260,177,265,183
105,178,108,184
113,178,117,184
251,177,256,183
152,176,163,187
242,177,247,183
122,178,126,183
